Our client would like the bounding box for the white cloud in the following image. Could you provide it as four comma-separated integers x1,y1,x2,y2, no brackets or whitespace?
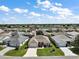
0,5,10,12
5,13,9,15
41,8,47,11
13,8,28,13
55,3,62,7
1,0,79,24
10,17,16,20
50,6,73,17
37,0,52,8
33,6,38,8
30,12,41,16
37,0,73,17
3,17,16,21
2,16,17,24
37,0,41,4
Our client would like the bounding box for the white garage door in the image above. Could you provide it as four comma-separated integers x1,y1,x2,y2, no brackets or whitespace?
29,43,38,48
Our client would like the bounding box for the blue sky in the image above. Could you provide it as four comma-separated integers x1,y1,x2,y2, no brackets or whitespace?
0,0,79,24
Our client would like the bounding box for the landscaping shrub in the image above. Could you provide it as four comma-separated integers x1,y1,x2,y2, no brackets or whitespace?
46,30,52,33
47,35,59,48
36,30,44,35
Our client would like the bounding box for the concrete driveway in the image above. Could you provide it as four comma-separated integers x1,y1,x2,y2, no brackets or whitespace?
0,47,15,56
23,48,37,57
60,47,77,56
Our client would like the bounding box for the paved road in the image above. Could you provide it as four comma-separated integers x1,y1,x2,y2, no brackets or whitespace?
0,56,79,59
60,47,77,56
23,48,37,57
0,47,15,56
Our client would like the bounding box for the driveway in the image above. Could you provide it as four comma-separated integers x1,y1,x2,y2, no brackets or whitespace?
60,47,77,56
0,47,15,56
23,48,37,57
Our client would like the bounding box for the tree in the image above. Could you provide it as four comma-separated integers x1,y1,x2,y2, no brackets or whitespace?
36,30,44,35
72,35,79,48
15,45,19,50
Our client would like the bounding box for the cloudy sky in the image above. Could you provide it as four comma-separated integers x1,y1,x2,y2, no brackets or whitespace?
0,0,79,24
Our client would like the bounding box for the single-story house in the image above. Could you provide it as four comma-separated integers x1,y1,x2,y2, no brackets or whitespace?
65,32,79,40
0,32,11,43
28,35,51,48
3,31,29,47
0,29,4,33
51,35,72,47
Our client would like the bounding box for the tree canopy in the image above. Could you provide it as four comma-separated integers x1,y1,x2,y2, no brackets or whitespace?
72,35,79,48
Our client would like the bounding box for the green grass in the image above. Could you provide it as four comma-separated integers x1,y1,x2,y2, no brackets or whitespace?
5,42,28,56
70,48,79,55
0,46,4,51
37,35,64,56
37,44,64,56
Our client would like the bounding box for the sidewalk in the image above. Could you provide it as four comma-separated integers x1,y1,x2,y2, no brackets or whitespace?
60,47,77,56
23,48,37,57
0,47,15,56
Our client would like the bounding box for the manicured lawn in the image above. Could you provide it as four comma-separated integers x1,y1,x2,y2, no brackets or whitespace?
70,48,79,55
37,44,64,56
0,46,4,51
5,42,28,56
37,36,64,56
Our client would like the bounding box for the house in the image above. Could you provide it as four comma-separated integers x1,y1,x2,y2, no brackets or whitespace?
51,35,72,47
66,32,79,40
0,29,4,34
0,31,11,43
28,35,51,48
3,31,29,47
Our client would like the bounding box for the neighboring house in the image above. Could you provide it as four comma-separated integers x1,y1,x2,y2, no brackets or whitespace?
0,32,11,43
3,31,29,47
66,32,79,40
51,35,72,47
0,29,4,34
28,35,51,48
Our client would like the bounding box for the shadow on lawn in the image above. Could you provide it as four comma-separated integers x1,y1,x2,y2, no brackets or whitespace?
70,48,79,55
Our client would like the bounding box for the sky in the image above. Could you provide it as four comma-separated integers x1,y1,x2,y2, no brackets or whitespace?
0,0,79,24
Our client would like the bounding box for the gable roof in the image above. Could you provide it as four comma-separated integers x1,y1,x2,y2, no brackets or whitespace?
29,35,50,44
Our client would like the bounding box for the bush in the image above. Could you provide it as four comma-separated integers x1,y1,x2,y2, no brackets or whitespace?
70,48,79,55
0,42,5,45
15,46,19,50
46,30,52,33
36,30,44,35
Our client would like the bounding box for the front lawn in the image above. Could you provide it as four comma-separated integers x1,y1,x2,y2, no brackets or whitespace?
70,48,79,55
5,42,28,56
37,44,64,56
0,46,4,51
37,35,64,56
